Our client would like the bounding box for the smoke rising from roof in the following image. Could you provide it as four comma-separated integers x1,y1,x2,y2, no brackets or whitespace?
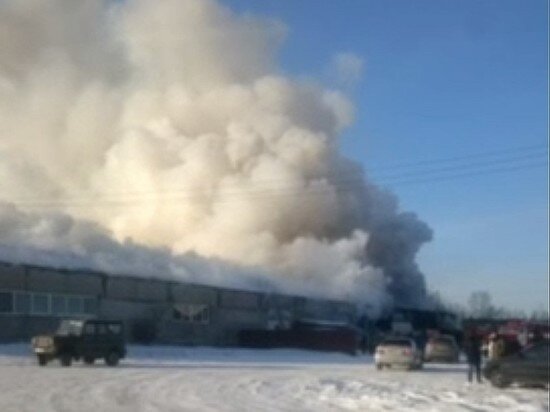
0,0,432,311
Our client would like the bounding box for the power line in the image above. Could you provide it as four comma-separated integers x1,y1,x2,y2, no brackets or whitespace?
4,144,546,203
5,157,547,207
365,143,548,172
371,150,547,180
2,145,547,208
379,160,547,188
9,160,546,210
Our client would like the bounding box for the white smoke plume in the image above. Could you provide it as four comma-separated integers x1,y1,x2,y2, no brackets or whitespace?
0,0,432,311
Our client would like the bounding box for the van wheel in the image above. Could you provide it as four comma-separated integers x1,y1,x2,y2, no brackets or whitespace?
60,354,72,367
83,356,95,365
37,355,47,366
105,351,120,367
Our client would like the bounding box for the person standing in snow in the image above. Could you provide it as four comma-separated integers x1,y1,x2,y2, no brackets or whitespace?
465,331,483,383
487,333,497,360
488,333,505,360
493,334,506,359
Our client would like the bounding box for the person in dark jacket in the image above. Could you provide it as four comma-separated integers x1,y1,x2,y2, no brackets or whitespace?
465,332,483,383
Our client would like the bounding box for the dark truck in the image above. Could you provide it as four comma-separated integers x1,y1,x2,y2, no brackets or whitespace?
31,319,126,367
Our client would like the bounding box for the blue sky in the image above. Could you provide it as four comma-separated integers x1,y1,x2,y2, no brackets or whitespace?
224,0,549,313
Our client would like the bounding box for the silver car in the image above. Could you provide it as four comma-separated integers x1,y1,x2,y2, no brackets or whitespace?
375,338,423,370
424,335,460,363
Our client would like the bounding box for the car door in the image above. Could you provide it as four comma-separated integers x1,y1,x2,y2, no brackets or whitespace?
95,323,110,357
81,322,97,357
538,344,550,384
106,323,123,354
496,352,523,383
508,344,547,385
522,343,550,385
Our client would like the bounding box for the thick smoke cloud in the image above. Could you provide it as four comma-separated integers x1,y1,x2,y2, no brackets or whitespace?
0,0,432,311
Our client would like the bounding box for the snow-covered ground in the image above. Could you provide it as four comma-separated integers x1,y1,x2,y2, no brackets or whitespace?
0,344,547,412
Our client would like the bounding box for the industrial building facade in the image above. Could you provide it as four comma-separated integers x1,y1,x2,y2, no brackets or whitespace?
0,261,357,345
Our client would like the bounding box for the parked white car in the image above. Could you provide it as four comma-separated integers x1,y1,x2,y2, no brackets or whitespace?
375,338,423,370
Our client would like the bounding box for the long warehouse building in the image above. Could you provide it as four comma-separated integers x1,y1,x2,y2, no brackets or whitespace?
0,261,357,345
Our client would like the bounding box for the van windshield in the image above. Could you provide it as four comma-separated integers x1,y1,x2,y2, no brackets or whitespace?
56,320,84,336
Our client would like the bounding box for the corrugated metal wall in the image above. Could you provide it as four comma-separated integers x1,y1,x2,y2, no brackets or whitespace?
0,261,357,344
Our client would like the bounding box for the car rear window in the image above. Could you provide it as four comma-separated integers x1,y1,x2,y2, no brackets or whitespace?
432,337,454,345
382,339,412,347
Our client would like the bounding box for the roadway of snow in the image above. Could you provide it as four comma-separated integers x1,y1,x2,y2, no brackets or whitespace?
0,344,547,412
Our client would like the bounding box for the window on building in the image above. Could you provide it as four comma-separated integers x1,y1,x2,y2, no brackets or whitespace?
51,295,67,315
14,292,31,314
192,306,209,323
83,297,97,315
2,291,96,317
31,294,49,315
67,297,82,314
83,323,95,336
0,292,13,313
107,324,122,335
173,304,209,324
